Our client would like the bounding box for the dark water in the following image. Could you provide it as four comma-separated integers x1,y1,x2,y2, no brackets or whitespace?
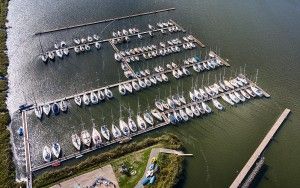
6,0,300,187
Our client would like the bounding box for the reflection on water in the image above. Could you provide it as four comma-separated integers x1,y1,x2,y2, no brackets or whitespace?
7,0,300,187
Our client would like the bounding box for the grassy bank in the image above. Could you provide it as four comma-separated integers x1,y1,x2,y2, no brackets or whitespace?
33,134,183,188
150,153,184,188
0,0,22,187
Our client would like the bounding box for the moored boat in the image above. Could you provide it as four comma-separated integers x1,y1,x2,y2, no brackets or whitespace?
100,125,110,141
43,146,51,162
71,134,81,150
51,143,61,158
81,130,91,147
92,127,102,145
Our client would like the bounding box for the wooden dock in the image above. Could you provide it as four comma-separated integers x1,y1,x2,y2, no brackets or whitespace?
34,8,176,35
22,111,32,188
230,108,291,188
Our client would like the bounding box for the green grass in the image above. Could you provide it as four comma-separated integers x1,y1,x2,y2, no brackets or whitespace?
111,147,152,188
33,134,183,188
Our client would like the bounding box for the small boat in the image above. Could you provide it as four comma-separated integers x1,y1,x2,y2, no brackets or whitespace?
40,54,48,62
90,91,99,104
137,115,147,130
251,86,263,97
178,95,186,104
155,100,164,111
119,119,130,136
74,95,82,106
43,104,51,116
246,88,256,97
237,76,248,84
145,69,151,75
101,125,110,141
151,109,163,121
214,83,224,93
48,51,55,59
172,95,181,106
52,102,60,115
179,109,189,121
71,134,81,150
54,43,59,49
161,73,168,82
224,80,235,90
95,42,101,49
119,84,126,95
137,33,142,39
235,79,244,87
219,81,230,91
87,36,93,42
177,69,183,77
229,79,239,88
182,67,191,75
199,89,209,99
59,100,68,112
189,91,196,101
83,93,90,105
234,91,246,102
128,117,138,132
34,106,42,119
212,99,224,110
51,143,61,158
229,93,240,103
138,79,146,88
155,74,163,82
149,76,157,85
104,88,113,98
171,62,178,68
81,38,87,43
63,48,69,56
112,124,122,138
84,44,90,51
191,105,200,116
93,34,100,40
209,85,219,94
144,78,152,87
143,112,154,125
98,90,106,101
167,113,177,124
205,86,215,96
167,98,176,109
123,83,133,93
74,46,80,53
195,103,206,114
185,107,194,118
173,111,183,122
132,81,140,91
92,127,102,145
202,62,210,70
221,94,235,106
172,70,180,79
193,64,200,72
80,45,85,52
240,90,251,99
74,38,80,44
43,146,51,162
201,102,212,113
81,130,91,147
161,100,170,110
56,49,63,58
194,89,203,100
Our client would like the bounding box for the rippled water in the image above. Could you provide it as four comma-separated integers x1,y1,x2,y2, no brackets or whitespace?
6,0,300,187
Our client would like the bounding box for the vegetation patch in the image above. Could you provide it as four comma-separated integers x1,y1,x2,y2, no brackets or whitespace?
33,134,183,188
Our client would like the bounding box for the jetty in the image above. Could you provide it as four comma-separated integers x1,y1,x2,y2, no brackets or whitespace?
34,8,176,35
230,108,291,188
22,111,32,188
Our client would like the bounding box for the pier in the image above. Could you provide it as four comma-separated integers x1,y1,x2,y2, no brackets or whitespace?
34,8,176,35
22,111,32,188
230,108,291,188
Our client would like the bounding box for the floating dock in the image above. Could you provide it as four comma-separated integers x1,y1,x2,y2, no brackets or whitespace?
34,8,176,35
230,108,291,188
22,111,32,188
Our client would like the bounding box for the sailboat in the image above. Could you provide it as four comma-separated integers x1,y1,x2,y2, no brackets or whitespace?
74,95,82,106
104,88,113,98
228,93,240,103
112,124,122,138
119,84,126,95
251,86,263,97
143,111,154,125
71,134,81,150
151,109,163,121
128,117,138,132
240,90,251,99
43,104,51,116
92,127,102,145
149,76,157,85
161,73,168,82
51,143,61,158
35,106,43,119
167,98,176,109
124,83,133,93
179,109,189,121
155,74,163,82
201,102,212,113
132,80,140,91
97,90,106,101
221,94,235,106
195,103,206,114
233,91,246,102
172,70,180,79
60,100,68,112
199,88,208,99
63,48,69,56
138,79,146,88
83,93,90,105
185,106,194,118
100,125,110,141
178,94,186,104
246,88,256,97
161,100,170,110
43,146,51,162
81,130,91,147
90,91,99,104
144,77,152,87
172,95,181,106
224,80,235,90
167,113,177,124
182,67,191,76
52,102,60,115
212,99,224,110
119,119,130,136
191,105,200,116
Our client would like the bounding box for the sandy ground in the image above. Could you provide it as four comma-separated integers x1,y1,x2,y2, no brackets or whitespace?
51,164,119,188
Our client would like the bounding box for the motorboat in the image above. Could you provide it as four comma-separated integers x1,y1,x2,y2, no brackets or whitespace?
191,105,200,116
143,112,154,125
161,100,170,110
51,143,61,158
100,125,110,141
59,100,68,112
151,109,163,121
138,79,146,88
246,88,256,97
221,94,235,106
74,95,82,106
172,70,180,79
137,115,147,130
43,146,51,162
179,109,189,121
228,93,240,103
104,88,113,98
71,134,81,150
212,99,224,110
119,119,130,136
234,91,246,102
98,90,105,101
42,104,51,116
240,90,251,99
167,98,176,109
92,127,102,145
83,93,90,105
119,84,126,95
128,117,138,132
251,86,263,97
112,124,122,138
52,102,60,115
201,102,212,113
185,107,194,118
90,91,99,104
132,81,140,91
35,106,42,119
81,130,91,147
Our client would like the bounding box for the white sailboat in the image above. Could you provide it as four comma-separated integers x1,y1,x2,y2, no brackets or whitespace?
71,134,81,150
35,106,43,119
60,100,68,112
137,115,147,130
83,93,90,105
251,86,263,97
132,80,140,91
195,103,206,114
151,109,163,121
43,146,51,162
191,105,200,116
81,130,91,147
143,112,154,125
246,88,256,97
97,90,105,101
212,99,224,110
90,91,99,104
74,95,82,106
144,77,152,87
92,127,102,145
228,93,240,103
119,119,130,136
119,84,126,95
240,90,251,99
155,100,164,111
124,82,133,93
179,109,189,121
167,98,176,109
172,70,180,79
185,106,194,118
234,91,246,102
42,104,51,116
201,102,212,113
161,100,170,110
51,143,61,158
112,124,122,138
104,88,113,98
138,79,146,88
100,125,110,141
161,73,169,82
221,94,235,106
128,117,138,132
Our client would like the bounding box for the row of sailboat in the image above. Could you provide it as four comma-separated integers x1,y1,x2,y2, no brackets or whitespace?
73,34,100,45
35,100,68,119
74,88,113,106
42,143,61,162
40,48,69,63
